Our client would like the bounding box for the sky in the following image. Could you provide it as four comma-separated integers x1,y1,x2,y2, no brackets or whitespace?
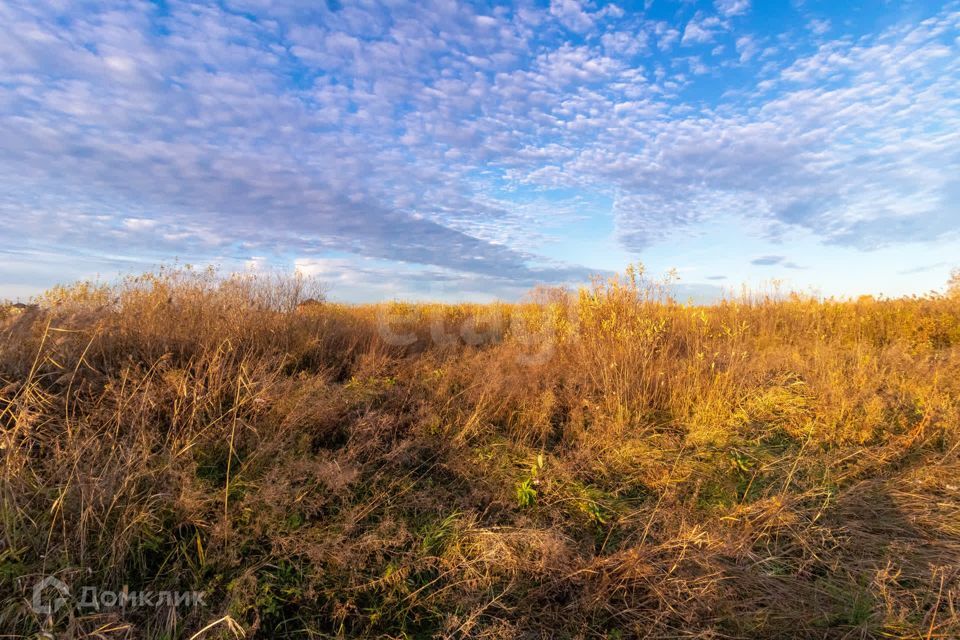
0,0,958,302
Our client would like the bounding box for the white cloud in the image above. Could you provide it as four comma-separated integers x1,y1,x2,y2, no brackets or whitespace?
735,35,759,62
549,0,595,34
715,0,751,18
682,14,724,45
809,19,831,36
122,217,158,231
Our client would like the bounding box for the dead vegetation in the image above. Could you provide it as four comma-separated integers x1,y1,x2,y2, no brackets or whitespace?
1,265,958,638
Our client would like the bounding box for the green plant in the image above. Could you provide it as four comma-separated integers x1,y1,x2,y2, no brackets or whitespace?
515,454,544,508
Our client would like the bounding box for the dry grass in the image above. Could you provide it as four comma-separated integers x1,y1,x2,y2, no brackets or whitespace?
1,265,959,639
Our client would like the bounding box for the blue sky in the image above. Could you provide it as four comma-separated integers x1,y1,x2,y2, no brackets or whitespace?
1,0,958,302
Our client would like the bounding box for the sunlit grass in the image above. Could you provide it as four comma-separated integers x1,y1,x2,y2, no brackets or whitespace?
1,265,958,638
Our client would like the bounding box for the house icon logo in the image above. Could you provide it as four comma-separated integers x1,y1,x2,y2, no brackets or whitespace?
32,576,70,614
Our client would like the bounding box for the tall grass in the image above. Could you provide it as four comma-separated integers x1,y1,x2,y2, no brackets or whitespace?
1,266,958,638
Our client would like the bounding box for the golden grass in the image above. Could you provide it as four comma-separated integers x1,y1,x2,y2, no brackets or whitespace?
1,265,958,638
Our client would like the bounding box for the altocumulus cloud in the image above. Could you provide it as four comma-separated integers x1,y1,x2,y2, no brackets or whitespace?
0,0,958,298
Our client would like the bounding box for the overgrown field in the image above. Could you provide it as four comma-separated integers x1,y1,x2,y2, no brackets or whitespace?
2,268,959,639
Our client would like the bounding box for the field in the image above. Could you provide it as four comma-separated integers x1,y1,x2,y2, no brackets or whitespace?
1,267,959,639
